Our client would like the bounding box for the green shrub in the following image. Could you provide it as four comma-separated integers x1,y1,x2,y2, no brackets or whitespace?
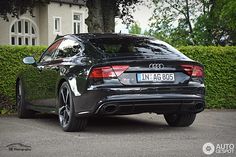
0,45,235,110
0,46,46,109
179,46,236,109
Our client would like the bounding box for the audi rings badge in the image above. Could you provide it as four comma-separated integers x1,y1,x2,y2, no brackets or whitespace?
149,63,164,69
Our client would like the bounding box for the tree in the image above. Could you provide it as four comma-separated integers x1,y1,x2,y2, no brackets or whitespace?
149,0,204,46
85,0,143,32
129,22,141,34
149,0,236,46
0,0,143,33
204,0,236,45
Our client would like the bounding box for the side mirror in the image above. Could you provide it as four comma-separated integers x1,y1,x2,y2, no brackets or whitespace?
23,56,36,65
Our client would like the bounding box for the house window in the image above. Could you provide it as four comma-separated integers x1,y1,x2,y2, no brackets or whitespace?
10,18,38,45
73,13,82,34
18,37,22,45
25,21,29,34
25,38,29,45
53,17,61,34
18,21,22,33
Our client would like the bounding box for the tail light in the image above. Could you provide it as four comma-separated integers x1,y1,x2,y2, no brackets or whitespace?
181,64,204,77
89,65,129,78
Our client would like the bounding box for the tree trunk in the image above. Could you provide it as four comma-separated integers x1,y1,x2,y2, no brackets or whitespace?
185,0,193,34
102,0,116,32
185,0,195,45
85,0,117,33
85,0,104,33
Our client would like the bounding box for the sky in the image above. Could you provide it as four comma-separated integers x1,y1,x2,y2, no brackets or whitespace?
115,3,154,34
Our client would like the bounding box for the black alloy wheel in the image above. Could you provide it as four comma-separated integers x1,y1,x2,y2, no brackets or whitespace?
58,82,87,132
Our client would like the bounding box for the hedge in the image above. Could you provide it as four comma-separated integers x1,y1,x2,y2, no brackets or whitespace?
0,45,235,111
0,46,46,113
179,46,236,109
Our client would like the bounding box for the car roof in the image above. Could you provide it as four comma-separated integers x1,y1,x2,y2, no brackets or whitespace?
64,33,154,41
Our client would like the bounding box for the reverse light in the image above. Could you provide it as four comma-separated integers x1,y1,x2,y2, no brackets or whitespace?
181,64,204,77
89,65,129,78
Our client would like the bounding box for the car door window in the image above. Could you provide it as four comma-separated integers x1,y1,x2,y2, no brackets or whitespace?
40,39,63,63
53,39,84,59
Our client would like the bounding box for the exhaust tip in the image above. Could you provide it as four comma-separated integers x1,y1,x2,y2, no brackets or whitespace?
103,105,118,114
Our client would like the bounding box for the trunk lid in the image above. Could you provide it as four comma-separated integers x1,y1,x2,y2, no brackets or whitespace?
93,58,202,86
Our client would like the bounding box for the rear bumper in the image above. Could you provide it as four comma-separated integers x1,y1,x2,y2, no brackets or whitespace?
95,94,205,115
73,86,205,116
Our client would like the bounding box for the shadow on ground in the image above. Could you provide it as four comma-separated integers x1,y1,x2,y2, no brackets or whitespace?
22,113,196,134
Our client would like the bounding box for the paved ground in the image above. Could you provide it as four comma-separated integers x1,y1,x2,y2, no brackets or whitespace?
0,110,235,157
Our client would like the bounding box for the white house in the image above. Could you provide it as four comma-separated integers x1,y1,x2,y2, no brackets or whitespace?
0,0,88,46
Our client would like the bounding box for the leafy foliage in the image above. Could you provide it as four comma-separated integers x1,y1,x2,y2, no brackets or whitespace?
0,45,235,111
0,0,50,21
149,0,236,46
149,0,203,46
180,46,236,108
117,0,143,26
129,22,142,34
206,0,236,45
0,46,46,111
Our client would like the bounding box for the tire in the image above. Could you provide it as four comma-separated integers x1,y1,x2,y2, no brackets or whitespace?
16,80,35,118
164,113,196,127
58,82,87,132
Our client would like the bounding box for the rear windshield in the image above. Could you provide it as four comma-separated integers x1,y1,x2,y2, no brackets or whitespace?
89,38,188,59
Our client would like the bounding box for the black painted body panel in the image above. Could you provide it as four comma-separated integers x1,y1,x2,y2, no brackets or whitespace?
17,33,205,116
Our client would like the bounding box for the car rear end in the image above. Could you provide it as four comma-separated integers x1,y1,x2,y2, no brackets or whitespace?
76,35,205,116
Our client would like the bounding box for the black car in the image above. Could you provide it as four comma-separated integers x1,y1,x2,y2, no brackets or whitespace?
16,33,205,131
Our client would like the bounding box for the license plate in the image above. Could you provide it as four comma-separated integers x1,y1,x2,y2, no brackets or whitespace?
137,73,175,82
